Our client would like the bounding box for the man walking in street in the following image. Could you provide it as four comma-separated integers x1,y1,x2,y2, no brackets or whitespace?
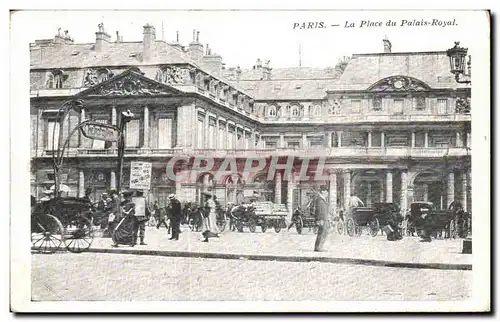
132,191,150,246
314,186,330,252
201,191,219,242
156,201,169,231
168,194,182,240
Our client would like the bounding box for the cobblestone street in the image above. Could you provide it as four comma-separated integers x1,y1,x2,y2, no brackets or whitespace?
32,252,471,301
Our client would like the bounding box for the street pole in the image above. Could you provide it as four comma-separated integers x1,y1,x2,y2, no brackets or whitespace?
116,110,134,193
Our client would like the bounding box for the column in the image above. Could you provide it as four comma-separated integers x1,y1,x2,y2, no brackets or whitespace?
252,129,257,149
79,108,86,147
275,171,282,204
78,170,85,197
461,171,467,211
466,132,471,148
215,117,220,149
280,133,285,148
302,133,307,149
424,131,429,148
286,172,294,220
143,106,150,148
367,131,372,148
343,170,351,209
386,171,393,203
204,112,209,149
411,131,416,148
447,170,455,208
225,122,229,149
329,171,337,215
456,131,462,147
110,171,116,190
400,171,408,214
111,106,117,149
327,132,332,147
337,131,342,147
381,132,385,147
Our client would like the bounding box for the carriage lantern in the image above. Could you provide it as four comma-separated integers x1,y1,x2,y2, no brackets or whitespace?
446,42,471,84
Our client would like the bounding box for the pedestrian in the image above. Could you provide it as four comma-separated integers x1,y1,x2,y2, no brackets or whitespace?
106,189,121,237
132,191,149,246
156,202,169,231
168,194,182,240
201,191,219,242
111,191,137,247
314,185,330,252
83,188,93,202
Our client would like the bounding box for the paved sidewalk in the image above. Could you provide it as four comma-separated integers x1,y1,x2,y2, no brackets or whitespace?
83,225,472,270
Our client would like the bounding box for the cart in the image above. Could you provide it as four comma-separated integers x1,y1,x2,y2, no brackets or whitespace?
31,197,94,253
345,207,379,237
408,202,467,239
253,202,288,233
291,205,318,235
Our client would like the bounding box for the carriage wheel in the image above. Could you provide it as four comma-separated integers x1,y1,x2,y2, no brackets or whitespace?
32,214,65,254
369,218,379,237
336,220,344,235
248,219,256,233
346,218,356,237
261,224,267,233
65,216,94,253
295,218,303,235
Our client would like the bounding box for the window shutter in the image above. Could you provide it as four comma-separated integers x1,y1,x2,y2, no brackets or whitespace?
158,118,172,149
126,119,140,147
47,121,60,150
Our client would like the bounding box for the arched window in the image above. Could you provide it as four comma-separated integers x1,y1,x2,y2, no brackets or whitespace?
313,105,322,116
97,68,113,83
46,73,55,88
268,105,277,117
291,105,300,117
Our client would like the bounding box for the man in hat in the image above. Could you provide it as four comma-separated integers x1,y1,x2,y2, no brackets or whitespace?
168,194,182,240
201,191,219,242
314,185,330,252
132,190,150,245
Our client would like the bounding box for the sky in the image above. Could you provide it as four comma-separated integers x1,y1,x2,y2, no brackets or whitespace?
15,10,486,69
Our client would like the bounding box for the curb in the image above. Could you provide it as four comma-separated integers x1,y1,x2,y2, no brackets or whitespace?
36,246,472,271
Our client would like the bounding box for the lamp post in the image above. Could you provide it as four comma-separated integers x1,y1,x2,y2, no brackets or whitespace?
117,109,134,193
51,99,84,198
446,41,471,85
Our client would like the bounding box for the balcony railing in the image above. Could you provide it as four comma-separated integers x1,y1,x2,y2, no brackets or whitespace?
32,146,471,159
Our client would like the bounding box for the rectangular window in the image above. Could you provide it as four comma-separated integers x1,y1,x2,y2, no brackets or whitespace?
265,141,277,149
197,119,204,149
416,96,426,110
351,100,361,114
47,120,60,150
208,123,215,149
393,99,404,115
287,141,300,149
228,129,235,149
92,119,108,149
218,126,225,149
31,115,37,151
125,119,140,147
437,99,448,115
158,118,172,149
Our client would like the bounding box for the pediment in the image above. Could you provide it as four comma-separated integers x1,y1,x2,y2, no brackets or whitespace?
80,69,183,97
367,76,431,92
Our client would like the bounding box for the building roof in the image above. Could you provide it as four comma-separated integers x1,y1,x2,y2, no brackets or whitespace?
30,40,194,69
223,66,341,81
236,79,337,100
332,51,469,91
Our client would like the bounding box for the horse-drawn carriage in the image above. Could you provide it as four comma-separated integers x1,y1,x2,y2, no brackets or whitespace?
406,202,470,240
344,203,403,238
229,202,287,233
31,196,95,253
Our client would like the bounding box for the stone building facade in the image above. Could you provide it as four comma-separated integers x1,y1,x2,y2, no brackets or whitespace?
30,23,472,217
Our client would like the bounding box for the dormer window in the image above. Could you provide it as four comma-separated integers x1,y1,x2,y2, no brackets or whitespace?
268,105,277,117
46,73,55,88
313,105,322,117
46,69,66,89
291,105,300,117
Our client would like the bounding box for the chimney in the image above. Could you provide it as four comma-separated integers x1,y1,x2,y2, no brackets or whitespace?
188,29,203,62
168,31,183,51
115,31,124,43
143,23,156,61
383,36,392,53
201,46,223,76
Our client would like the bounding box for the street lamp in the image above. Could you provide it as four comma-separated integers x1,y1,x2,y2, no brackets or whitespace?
446,41,471,84
117,109,135,193
51,98,84,198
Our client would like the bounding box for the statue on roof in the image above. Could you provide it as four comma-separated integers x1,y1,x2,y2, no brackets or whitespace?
98,22,105,33
264,60,270,68
57,27,61,36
